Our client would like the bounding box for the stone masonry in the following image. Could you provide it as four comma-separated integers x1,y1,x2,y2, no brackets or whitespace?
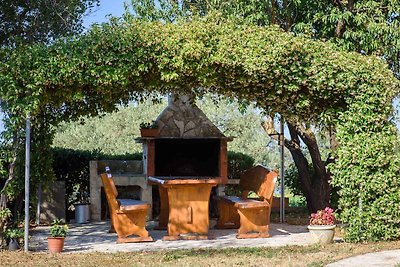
156,94,225,138
90,160,152,220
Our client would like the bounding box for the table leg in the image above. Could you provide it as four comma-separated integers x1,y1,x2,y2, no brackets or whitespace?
163,184,214,241
155,186,169,230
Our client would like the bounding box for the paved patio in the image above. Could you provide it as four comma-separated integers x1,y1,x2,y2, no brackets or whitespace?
326,250,400,267
30,220,318,253
27,221,400,266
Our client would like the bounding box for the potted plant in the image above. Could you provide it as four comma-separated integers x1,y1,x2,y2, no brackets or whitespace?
48,219,68,253
72,184,90,224
140,121,159,137
307,207,336,244
5,227,24,251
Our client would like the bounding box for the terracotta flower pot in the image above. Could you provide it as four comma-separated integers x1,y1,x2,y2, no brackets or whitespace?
48,237,65,253
307,224,336,244
140,128,159,137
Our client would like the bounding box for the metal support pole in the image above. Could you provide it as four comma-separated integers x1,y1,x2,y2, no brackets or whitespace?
279,116,285,223
36,183,41,225
24,115,31,252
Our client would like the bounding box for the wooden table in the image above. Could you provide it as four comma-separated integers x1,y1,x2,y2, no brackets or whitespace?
148,177,218,241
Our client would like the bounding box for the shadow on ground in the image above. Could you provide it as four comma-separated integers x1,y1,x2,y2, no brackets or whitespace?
30,220,320,253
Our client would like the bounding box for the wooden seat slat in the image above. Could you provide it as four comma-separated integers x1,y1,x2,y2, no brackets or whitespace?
219,196,270,208
233,200,270,209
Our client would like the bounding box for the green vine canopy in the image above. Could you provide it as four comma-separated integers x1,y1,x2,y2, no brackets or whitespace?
0,14,399,242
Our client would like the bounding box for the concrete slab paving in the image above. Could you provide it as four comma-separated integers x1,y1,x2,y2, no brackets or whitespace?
326,250,400,267
30,221,317,253
29,221,400,267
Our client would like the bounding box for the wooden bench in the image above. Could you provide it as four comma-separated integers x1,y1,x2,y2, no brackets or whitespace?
215,165,278,239
100,170,153,243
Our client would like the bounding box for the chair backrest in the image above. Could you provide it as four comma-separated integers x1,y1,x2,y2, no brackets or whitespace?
239,165,278,204
100,172,120,211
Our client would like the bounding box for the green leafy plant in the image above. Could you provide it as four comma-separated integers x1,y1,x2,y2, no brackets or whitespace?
284,164,339,208
49,219,68,238
140,120,158,129
72,184,90,204
5,228,24,239
0,208,11,221
0,208,12,240
224,152,255,196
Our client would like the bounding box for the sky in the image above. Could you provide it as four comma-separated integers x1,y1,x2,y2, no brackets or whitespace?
83,0,127,29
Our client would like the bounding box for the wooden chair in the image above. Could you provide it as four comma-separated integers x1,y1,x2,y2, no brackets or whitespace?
100,171,153,243
215,165,278,239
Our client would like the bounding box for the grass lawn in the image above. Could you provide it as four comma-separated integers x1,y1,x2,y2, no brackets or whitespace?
1,240,400,267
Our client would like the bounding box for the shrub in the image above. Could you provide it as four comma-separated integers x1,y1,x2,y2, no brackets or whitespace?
224,152,255,196
331,96,400,242
284,164,304,196
0,208,11,221
228,151,255,179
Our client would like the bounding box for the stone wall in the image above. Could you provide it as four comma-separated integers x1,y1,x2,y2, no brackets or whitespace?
40,181,66,224
90,160,152,220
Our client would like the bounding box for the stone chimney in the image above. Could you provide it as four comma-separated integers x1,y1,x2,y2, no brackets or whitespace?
155,95,225,138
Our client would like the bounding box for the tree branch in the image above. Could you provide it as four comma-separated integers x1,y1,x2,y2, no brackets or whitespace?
261,116,298,151
288,120,329,182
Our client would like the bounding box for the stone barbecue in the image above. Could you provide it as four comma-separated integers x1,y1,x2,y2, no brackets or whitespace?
140,95,231,183
90,96,231,222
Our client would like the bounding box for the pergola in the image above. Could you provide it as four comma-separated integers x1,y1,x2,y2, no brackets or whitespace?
0,14,398,248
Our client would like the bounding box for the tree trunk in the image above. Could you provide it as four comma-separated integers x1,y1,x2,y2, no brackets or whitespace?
334,0,355,38
287,122,330,212
270,0,277,24
262,117,331,213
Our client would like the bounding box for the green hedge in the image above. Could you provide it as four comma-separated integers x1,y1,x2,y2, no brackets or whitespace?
331,97,400,242
225,151,255,196
227,151,255,179
52,147,142,212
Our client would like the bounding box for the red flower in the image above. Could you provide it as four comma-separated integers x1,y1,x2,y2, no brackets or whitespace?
309,207,335,225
